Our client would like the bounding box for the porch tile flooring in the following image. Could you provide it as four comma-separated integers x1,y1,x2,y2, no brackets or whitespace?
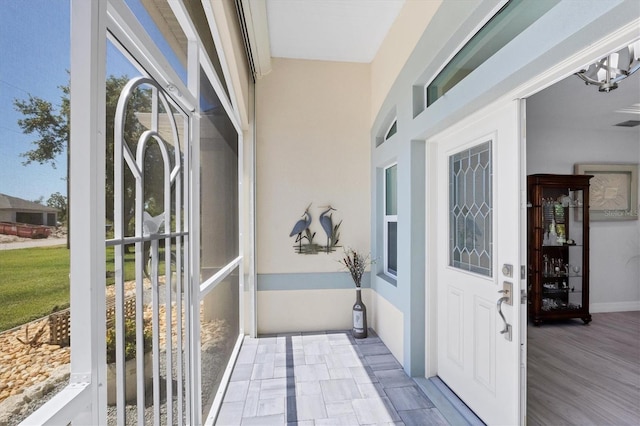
217,330,449,425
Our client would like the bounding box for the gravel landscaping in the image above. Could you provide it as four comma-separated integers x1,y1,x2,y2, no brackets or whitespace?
0,290,233,425
0,319,70,426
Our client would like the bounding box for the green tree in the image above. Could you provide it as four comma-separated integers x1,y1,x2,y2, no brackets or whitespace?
47,192,67,222
14,76,168,239
15,85,69,168
15,84,70,246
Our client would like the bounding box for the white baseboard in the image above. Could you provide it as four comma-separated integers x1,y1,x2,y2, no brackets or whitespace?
590,301,640,313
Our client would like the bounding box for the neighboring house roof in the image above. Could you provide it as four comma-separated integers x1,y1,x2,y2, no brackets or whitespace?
0,193,58,212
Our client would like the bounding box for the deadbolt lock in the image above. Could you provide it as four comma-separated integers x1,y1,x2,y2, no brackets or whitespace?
502,263,513,278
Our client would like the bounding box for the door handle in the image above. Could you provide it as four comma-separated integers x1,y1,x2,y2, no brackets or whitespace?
497,293,512,341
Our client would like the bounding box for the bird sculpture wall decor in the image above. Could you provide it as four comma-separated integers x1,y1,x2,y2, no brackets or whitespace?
289,204,314,253
289,204,341,254
319,206,341,253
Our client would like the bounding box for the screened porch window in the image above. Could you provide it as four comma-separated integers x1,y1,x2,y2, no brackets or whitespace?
199,66,239,282
17,0,245,423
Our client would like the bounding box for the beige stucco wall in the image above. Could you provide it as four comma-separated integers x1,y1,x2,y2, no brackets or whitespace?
371,290,404,366
256,58,371,274
257,289,372,334
246,2,439,339
370,0,441,124
219,0,438,276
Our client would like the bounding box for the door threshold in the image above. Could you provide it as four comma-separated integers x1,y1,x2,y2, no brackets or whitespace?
414,376,485,426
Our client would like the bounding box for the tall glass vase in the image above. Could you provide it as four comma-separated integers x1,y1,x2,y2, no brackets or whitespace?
352,287,367,338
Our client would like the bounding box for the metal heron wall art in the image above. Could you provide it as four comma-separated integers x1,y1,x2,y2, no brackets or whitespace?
289,203,313,252
319,205,342,253
289,204,341,254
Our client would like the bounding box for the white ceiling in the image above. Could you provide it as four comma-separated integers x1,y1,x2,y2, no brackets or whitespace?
265,0,405,63
528,69,640,132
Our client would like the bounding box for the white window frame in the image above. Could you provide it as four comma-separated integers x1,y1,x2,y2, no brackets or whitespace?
384,163,398,279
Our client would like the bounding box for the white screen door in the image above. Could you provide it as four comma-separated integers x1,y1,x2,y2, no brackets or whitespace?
434,100,524,425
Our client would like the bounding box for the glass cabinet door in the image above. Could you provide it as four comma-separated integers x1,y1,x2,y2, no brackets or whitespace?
528,174,591,325
539,188,584,312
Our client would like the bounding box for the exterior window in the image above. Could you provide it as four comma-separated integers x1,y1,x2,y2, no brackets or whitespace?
377,113,397,147
426,0,555,106
449,141,492,276
384,118,397,141
384,164,398,278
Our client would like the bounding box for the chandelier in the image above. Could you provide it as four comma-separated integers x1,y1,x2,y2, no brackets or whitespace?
576,41,640,92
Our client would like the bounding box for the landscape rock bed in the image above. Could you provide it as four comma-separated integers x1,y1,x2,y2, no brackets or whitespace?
0,320,70,403
0,318,71,426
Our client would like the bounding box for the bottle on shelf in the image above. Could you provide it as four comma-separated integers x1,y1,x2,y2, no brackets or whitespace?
548,219,557,245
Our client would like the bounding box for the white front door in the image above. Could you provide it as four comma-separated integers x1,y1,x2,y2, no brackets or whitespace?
433,100,524,425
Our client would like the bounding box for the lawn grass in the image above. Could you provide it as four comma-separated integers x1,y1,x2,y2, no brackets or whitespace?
105,245,138,286
0,246,70,332
0,244,165,332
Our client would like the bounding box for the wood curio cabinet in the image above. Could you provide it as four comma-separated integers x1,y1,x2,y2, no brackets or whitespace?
527,174,592,325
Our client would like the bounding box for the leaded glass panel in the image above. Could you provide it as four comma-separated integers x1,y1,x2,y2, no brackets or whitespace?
449,141,492,276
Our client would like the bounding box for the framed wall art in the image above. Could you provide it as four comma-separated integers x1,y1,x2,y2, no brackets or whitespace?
574,163,639,221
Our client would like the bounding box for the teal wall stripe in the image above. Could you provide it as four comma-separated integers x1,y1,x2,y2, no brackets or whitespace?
258,272,371,291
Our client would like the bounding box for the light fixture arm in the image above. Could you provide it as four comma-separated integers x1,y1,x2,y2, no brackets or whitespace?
576,41,640,92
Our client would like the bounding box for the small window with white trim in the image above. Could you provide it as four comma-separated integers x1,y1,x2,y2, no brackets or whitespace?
376,110,397,147
384,163,398,278
384,118,397,141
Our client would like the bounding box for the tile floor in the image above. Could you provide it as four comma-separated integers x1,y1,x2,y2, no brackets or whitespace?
216,330,449,425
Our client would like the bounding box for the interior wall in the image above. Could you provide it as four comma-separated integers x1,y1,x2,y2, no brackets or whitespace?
527,82,640,312
255,57,371,332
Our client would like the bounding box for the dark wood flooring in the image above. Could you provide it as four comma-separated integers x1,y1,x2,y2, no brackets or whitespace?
527,311,640,425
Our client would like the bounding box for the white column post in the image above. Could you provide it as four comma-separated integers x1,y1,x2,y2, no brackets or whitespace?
69,0,107,424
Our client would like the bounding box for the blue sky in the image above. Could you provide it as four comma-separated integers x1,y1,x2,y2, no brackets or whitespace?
0,0,187,204
0,0,70,203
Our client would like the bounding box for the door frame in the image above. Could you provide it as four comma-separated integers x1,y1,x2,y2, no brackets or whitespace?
424,21,640,424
